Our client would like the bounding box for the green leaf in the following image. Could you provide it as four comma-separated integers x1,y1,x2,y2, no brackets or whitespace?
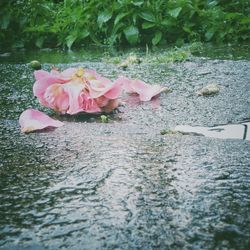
168,7,182,18
205,30,214,41
240,17,250,24
35,37,44,48
97,10,112,28
80,30,90,39
161,19,173,27
139,11,156,22
152,31,162,45
66,34,77,50
142,22,156,29
208,1,218,7
114,13,128,26
183,25,191,33
124,25,139,45
1,13,10,29
132,1,144,6
132,13,137,25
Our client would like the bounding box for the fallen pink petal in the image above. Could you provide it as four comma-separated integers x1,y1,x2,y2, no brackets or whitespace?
19,109,64,133
116,76,167,101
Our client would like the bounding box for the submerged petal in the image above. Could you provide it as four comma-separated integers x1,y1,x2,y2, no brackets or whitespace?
19,109,64,133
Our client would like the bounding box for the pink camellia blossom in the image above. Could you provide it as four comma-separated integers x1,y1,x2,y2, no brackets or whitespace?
33,68,123,114
116,76,167,101
19,109,64,133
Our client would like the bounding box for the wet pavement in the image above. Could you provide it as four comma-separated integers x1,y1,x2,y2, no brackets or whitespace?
0,50,250,249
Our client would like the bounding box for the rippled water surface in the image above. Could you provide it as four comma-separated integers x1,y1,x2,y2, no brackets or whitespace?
0,47,250,249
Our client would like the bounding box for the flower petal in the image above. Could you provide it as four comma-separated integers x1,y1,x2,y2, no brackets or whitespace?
19,109,64,133
132,79,167,101
81,93,101,113
101,99,119,113
104,79,123,99
44,84,69,113
88,77,112,98
60,68,78,80
34,70,51,81
62,80,85,115
33,75,62,106
118,76,167,101
88,76,123,100
116,76,134,93
84,69,101,79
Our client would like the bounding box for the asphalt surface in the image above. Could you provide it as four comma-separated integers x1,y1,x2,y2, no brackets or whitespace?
0,57,249,249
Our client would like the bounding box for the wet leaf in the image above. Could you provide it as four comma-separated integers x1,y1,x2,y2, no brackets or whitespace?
152,31,162,45
114,13,128,26
124,25,139,45
35,37,44,49
139,11,156,22
1,13,10,29
66,34,77,50
97,10,112,28
168,7,182,18
205,30,214,41
142,22,156,29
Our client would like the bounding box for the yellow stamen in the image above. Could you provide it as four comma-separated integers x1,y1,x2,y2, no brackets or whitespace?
75,68,84,78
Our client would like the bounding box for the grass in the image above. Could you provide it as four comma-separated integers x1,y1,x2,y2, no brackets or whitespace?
103,42,203,65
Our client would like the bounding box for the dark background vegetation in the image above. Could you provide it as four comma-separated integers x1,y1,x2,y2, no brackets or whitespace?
0,0,249,50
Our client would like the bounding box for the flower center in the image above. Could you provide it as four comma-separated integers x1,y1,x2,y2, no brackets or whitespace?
75,68,84,78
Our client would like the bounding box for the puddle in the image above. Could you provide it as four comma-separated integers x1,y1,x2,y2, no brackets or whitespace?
0,49,249,249
175,122,250,140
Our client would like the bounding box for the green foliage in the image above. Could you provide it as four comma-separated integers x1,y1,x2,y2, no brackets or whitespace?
0,0,249,50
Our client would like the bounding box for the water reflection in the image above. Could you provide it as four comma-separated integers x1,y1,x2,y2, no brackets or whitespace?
175,122,250,140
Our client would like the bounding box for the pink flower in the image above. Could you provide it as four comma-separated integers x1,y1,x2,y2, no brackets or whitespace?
19,109,64,133
33,68,123,114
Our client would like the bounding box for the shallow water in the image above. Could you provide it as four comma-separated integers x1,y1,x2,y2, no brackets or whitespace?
0,44,250,64
0,46,250,249
175,122,250,140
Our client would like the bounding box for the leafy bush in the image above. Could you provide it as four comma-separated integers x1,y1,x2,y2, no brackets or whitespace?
0,0,249,50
